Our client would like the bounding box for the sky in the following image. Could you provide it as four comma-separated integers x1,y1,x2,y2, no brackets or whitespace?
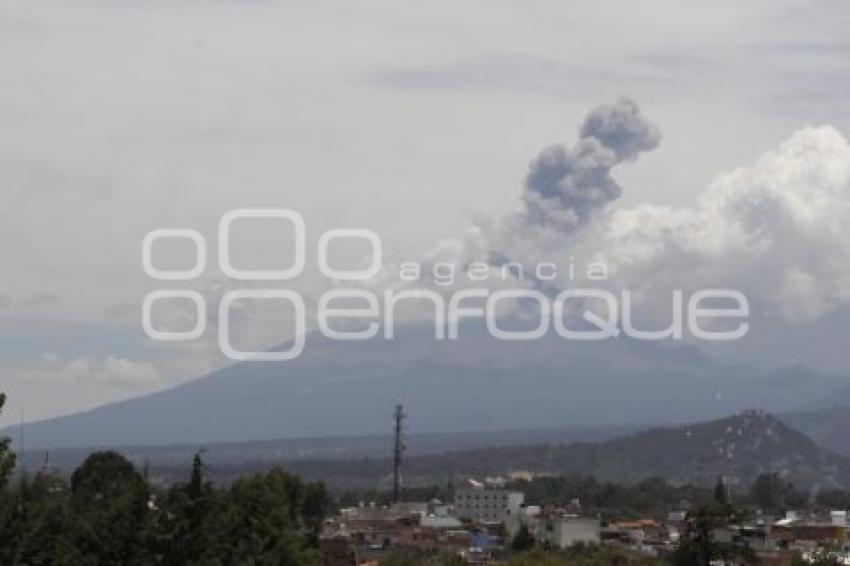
2,0,850,426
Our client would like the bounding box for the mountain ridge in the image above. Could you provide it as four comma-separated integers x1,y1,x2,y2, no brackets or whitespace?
275,411,850,490
5,324,849,450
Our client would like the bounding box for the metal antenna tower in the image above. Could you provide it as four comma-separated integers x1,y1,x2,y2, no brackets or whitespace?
392,404,405,504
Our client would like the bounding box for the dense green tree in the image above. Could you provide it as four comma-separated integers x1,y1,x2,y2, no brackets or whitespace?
511,524,535,552
154,451,220,565
0,476,28,563
671,503,756,566
0,393,16,489
0,395,330,564
205,468,324,564
816,488,850,510
713,476,729,505
380,549,468,565
4,471,69,563
507,475,714,519
750,472,804,511
142,455,329,565
56,451,153,565
509,544,659,566
0,391,24,563
378,550,420,566
508,549,570,566
301,479,330,544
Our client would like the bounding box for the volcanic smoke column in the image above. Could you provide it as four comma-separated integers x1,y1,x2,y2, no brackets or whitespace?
522,98,661,230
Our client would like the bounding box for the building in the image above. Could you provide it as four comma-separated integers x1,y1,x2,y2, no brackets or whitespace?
770,510,848,547
336,503,421,548
772,521,847,547
537,516,601,549
454,480,524,524
604,519,664,545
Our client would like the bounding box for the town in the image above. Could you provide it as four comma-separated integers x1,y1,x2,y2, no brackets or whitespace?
7,399,850,564
320,476,850,565
313,406,850,565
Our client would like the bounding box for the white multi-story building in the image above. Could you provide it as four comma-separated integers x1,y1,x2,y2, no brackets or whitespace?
454,480,524,523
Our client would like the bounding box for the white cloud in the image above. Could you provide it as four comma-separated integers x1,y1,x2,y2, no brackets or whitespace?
369,116,850,333
590,125,850,323
18,353,163,387
0,352,170,427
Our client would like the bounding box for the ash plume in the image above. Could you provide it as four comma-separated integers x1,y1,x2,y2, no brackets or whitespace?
522,98,660,229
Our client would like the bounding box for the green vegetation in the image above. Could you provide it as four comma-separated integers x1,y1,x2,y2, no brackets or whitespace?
506,471,839,519
508,544,662,565
377,544,662,566
0,391,330,564
750,472,807,511
511,523,535,551
670,503,756,566
506,475,716,519
378,549,468,566
3,389,850,565
0,449,330,564
0,393,15,490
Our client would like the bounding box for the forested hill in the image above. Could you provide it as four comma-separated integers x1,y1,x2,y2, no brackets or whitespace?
265,411,850,490
780,406,850,458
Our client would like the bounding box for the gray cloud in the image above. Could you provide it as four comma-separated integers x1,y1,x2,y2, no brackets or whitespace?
20,291,62,309
580,98,662,161
522,98,660,229
103,301,139,321
0,294,10,310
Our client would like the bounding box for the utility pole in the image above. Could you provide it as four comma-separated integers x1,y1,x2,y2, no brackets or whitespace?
392,404,405,504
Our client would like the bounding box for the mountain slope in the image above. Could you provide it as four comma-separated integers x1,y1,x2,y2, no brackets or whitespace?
280,412,850,490
571,411,850,488
781,406,850,458
6,324,847,450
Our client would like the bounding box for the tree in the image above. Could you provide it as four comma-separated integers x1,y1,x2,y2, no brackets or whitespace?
187,451,205,500
0,391,24,564
301,480,330,544
750,473,803,511
672,503,756,566
713,475,729,505
57,451,153,565
508,549,569,566
511,524,536,552
3,471,68,563
507,545,652,566
155,450,218,565
204,468,325,564
0,435,330,565
0,393,16,490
